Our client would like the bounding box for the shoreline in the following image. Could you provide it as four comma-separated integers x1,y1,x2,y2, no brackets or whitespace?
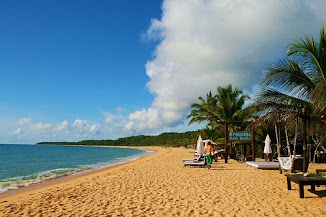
0,146,157,199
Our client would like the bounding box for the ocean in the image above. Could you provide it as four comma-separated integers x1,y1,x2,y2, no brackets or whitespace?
0,144,149,193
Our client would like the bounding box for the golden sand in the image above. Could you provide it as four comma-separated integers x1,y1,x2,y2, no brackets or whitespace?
0,147,326,216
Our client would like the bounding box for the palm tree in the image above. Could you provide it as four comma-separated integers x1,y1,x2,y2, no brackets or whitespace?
254,26,326,123
252,25,326,159
203,125,224,141
188,84,249,126
288,26,326,114
187,91,218,126
214,85,249,121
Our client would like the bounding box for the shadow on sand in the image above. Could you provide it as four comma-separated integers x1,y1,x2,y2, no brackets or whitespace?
307,189,326,198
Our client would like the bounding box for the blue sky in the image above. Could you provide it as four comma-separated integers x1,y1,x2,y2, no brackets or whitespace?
1,0,325,144
0,0,159,119
0,0,163,143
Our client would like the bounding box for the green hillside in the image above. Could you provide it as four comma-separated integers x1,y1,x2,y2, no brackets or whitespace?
37,130,203,148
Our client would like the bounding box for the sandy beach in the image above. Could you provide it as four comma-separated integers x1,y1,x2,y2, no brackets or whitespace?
1,147,326,216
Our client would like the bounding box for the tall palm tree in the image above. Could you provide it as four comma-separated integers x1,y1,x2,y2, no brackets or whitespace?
253,25,326,123
214,84,249,121
252,26,326,159
288,26,326,119
188,84,249,126
187,91,217,126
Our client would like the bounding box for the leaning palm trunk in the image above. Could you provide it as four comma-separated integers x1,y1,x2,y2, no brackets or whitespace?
312,127,326,162
275,124,281,158
313,143,318,163
312,125,318,163
293,118,298,156
285,126,291,156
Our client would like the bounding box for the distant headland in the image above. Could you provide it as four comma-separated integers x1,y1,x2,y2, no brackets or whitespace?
37,131,202,148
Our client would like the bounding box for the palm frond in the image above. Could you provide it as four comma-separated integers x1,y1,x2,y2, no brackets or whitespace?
262,59,315,101
251,87,312,123
288,25,326,80
311,79,326,112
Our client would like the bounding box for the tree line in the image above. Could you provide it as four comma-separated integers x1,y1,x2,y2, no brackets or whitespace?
37,131,204,148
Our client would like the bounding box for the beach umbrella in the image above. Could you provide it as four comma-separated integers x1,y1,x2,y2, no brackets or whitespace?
264,134,272,154
196,135,204,156
203,139,209,148
203,139,217,146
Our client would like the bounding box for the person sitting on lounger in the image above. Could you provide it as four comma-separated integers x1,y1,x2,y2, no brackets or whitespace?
204,141,214,169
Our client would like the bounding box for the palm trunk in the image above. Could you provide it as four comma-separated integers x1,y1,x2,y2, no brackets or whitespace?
275,123,281,158
313,126,326,163
293,118,298,156
285,125,291,156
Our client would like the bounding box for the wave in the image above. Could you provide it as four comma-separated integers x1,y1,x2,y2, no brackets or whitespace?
0,167,86,193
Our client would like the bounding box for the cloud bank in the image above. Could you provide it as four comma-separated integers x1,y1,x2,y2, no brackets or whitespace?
127,0,326,132
12,118,101,143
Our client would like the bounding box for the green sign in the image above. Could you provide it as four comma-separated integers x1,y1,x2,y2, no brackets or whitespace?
229,132,251,141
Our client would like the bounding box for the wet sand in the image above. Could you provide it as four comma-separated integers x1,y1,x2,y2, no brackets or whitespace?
1,147,326,216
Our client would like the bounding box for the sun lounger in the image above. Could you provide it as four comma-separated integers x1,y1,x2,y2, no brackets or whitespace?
183,159,206,167
246,161,279,169
278,156,304,174
286,174,326,198
182,155,202,162
183,156,206,167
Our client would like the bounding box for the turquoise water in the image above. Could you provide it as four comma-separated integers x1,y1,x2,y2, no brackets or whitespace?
0,144,149,193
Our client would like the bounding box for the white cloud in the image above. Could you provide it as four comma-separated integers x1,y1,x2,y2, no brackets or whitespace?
104,114,115,124
31,122,52,131
116,107,127,113
53,120,69,131
72,119,100,135
126,108,161,131
127,0,326,132
11,119,102,143
13,127,22,136
18,117,32,125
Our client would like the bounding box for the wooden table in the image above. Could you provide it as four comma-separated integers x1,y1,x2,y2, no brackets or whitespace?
286,174,326,198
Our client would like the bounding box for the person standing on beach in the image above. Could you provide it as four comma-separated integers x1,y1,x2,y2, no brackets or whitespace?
204,141,214,169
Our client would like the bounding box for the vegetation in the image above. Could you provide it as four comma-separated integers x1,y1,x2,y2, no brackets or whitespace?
251,26,326,160
37,131,203,148
187,84,251,142
187,84,249,126
187,26,326,159
253,26,326,122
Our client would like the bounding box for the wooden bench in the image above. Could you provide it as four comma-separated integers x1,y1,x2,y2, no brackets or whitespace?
285,174,326,198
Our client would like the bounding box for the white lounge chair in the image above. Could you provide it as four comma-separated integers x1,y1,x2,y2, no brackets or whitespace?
183,156,206,167
278,155,304,174
182,155,202,162
246,161,279,169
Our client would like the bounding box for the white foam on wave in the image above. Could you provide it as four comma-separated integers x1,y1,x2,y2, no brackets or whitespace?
0,167,85,193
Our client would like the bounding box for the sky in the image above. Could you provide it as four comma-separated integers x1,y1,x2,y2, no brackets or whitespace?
1,0,326,144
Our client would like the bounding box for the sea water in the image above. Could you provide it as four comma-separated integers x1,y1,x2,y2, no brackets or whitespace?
0,144,149,193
